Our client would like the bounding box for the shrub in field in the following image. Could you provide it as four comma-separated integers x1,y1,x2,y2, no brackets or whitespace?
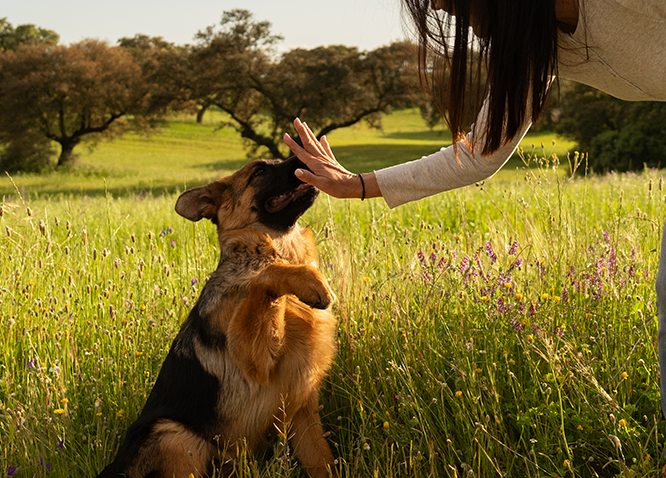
555,83,666,173
0,153,665,477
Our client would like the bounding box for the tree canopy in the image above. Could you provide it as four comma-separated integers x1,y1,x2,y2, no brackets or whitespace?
0,39,163,170
185,10,421,158
0,18,59,52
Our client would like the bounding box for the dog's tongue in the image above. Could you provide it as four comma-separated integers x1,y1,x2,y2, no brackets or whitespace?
265,184,310,213
266,190,294,213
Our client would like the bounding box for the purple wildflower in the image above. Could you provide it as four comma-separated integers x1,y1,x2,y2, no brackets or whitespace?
191,277,198,286
28,357,35,369
561,288,569,303
603,230,610,243
46,463,52,471
459,256,470,275
417,250,426,266
497,298,510,315
167,226,174,233
170,239,176,247
437,257,446,270
394,395,400,402
7,466,17,477
513,258,523,269
609,248,617,274
58,439,64,449
159,230,166,237
528,303,537,318
508,240,519,255
485,241,497,264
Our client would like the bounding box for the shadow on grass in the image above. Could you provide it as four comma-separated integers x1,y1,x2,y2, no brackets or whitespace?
0,158,254,200
0,141,550,200
193,158,258,172
1,180,196,201
381,130,452,142
333,143,449,172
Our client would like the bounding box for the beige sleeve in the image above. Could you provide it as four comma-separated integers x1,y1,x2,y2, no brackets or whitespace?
375,96,533,209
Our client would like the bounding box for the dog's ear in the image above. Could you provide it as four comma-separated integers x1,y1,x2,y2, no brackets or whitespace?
175,183,228,222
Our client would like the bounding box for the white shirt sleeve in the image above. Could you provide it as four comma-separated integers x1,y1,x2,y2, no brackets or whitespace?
375,95,533,209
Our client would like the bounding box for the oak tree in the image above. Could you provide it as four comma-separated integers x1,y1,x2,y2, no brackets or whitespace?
0,39,156,169
187,10,421,159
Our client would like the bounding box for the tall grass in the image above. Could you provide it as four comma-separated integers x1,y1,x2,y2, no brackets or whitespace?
1,149,664,477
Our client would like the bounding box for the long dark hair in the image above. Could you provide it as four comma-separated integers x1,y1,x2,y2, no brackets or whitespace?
402,0,559,155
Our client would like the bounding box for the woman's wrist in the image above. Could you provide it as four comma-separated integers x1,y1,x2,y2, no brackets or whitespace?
354,172,381,200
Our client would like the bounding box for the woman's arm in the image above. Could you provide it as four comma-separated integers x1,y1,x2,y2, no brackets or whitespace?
285,93,534,208
376,99,532,208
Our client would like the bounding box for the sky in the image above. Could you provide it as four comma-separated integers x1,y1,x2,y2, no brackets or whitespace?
3,0,410,52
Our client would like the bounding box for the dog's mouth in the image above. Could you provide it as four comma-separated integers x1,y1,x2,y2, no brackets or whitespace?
264,183,315,214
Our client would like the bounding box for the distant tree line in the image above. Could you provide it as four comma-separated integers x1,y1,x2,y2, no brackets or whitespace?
0,11,420,172
1,12,665,173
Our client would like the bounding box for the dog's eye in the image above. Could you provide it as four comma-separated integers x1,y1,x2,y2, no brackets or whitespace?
251,167,266,180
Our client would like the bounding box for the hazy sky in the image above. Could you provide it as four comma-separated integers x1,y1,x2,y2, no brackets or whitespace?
3,0,409,51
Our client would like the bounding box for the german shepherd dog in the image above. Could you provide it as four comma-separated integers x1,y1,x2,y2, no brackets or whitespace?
96,156,338,478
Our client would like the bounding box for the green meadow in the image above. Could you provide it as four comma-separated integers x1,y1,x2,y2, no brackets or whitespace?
2,109,665,477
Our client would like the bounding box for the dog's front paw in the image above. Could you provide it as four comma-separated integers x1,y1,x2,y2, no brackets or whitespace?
295,273,335,310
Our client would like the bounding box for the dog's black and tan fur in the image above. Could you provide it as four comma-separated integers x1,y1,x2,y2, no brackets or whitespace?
96,157,338,478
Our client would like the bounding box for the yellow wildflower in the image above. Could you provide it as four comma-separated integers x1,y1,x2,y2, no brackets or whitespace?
515,293,523,301
455,391,463,398
60,398,69,405
116,409,125,418
54,408,66,415
383,421,389,430
618,419,627,427
620,372,628,380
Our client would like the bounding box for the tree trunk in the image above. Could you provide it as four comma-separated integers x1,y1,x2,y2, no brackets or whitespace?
196,104,209,124
56,140,79,167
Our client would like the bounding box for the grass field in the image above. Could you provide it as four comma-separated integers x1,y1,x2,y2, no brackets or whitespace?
2,110,665,477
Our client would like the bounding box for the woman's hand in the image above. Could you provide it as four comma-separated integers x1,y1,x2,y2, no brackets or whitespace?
284,118,380,199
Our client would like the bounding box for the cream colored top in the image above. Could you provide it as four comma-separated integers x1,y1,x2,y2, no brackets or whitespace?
376,0,666,208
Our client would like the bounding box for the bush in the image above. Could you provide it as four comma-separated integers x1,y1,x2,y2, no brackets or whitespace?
555,83,666,172
0,131,54,173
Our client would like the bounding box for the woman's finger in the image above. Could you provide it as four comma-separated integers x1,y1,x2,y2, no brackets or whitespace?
321,135,334,158
295,119,326,156
295,168,319,186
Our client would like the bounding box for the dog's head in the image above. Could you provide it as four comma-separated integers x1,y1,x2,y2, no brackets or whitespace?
175,156,319,233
